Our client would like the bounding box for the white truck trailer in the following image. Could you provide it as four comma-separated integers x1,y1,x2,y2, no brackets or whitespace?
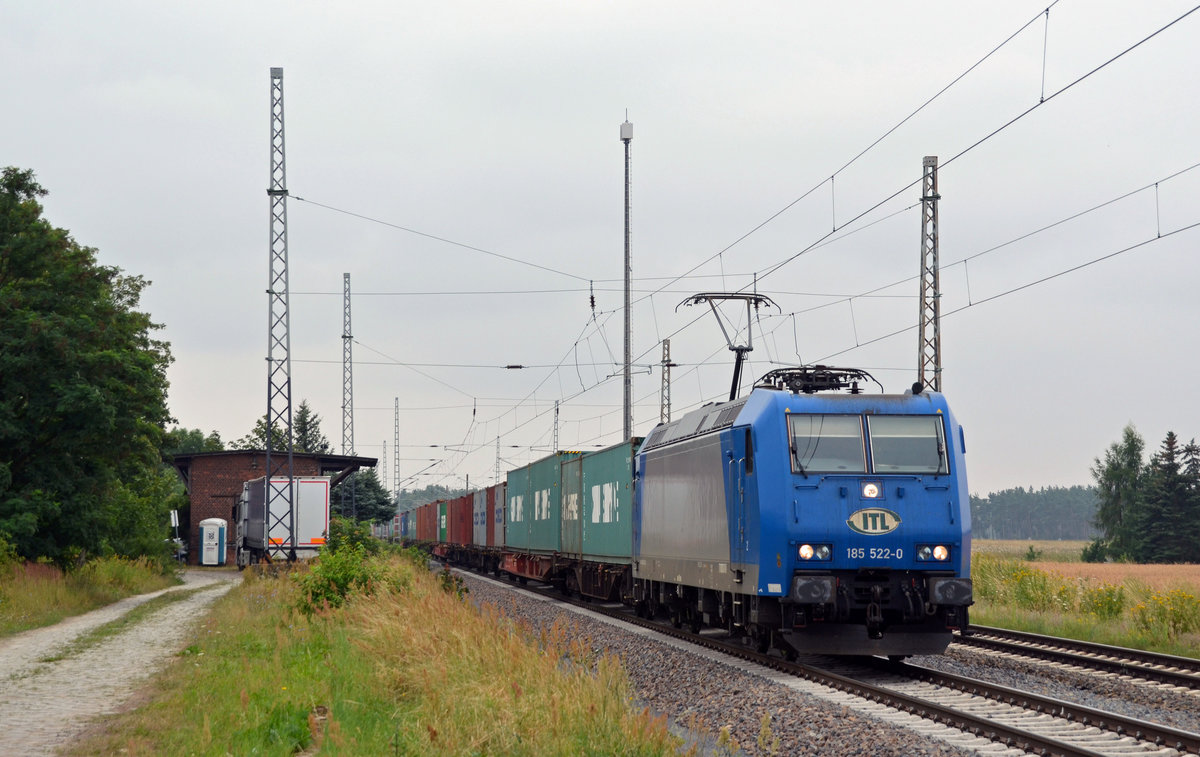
235,476,330,568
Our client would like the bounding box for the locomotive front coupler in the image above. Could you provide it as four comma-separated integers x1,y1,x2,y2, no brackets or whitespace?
866,584,885,639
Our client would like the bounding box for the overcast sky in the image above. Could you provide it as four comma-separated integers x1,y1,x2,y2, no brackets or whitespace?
4,1,1198,497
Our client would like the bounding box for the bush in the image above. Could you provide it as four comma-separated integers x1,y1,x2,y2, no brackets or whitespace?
1079,582,1125,619
1132,589,1200,641
1080,539,1108,563
323,517,380,557
295,544,379,614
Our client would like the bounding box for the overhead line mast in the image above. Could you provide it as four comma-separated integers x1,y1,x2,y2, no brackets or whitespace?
917,156,942,392
265,67,296,561
342,272,357,518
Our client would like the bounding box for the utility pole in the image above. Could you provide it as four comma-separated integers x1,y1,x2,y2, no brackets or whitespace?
393,397,400,506
660,339,675,423
342,272,356,518
265,67,296,561
621,118,633,442
380,440,387,498
917,156,942,392
553,400,560,452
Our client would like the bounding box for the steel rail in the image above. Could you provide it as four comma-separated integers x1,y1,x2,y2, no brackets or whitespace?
957,625,1200,691
470,571,1159,757
861,656,1200,755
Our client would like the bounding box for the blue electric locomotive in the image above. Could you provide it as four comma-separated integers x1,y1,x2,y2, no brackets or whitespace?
632,366,972,658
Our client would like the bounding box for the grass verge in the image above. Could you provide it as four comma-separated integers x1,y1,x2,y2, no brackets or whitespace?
0,557,181,638
971,552,1200,658
64,553,681,756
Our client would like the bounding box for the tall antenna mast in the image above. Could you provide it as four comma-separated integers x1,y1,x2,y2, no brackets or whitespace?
265,67,296,561
917,156,942,392
621,117,633,441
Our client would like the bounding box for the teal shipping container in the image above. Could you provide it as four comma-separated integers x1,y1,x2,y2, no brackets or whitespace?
507,451,581,553
580,439,639,563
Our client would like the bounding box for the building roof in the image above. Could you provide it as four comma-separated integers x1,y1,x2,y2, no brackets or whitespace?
169,449,378,491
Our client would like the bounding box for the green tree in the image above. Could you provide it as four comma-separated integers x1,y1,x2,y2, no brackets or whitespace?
1184,440,1200,563
1142,432,1194,563
232,414,286,451
293,400,331,454
0,167,172,563
1090,424,1146,562
331,469,393,523
163,427,224,457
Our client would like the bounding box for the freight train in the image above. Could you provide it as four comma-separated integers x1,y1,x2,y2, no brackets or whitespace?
405,366,972,658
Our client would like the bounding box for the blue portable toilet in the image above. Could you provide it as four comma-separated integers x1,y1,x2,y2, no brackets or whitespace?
199,518,227,566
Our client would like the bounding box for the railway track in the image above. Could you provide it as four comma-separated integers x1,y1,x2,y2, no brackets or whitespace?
465,568,1200,756
955,626,1200,692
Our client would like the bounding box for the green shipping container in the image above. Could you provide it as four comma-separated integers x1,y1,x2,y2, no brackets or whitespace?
561,456,583,559
581,439,639,562
506,451,581,554
438,501,447,543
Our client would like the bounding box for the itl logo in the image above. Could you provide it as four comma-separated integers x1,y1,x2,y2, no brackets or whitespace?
847,508,902,535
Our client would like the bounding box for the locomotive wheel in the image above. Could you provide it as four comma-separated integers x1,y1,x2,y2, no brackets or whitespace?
688,613,702,634
752,626,771,654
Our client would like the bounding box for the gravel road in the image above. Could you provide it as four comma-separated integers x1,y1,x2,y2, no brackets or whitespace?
0,570,239,756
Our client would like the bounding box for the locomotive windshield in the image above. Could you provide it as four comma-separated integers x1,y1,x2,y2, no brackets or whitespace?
787,413,949,475
788,415,866,473
867,415,949,474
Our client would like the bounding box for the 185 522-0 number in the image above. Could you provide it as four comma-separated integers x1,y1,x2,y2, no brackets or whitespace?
847,547,903,560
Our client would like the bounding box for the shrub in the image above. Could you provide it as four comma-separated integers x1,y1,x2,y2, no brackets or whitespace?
295,544,379,614
323,517,380,557
1079,582,1125,619
1132,589,1200,641
1080,539,1107,563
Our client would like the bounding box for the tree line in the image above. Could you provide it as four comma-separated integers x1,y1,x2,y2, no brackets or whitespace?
1089,425,1200,564
970,485,1099,541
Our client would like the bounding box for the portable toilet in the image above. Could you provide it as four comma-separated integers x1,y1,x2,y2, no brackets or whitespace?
199,518,227,566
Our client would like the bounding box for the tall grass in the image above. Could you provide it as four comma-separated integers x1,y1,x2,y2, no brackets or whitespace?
66,553,681,756
971,553,1200,657
0,556,180,637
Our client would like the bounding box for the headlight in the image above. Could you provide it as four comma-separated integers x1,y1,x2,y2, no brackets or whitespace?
861,482,881,499
917,544,951,562
798,543,832,561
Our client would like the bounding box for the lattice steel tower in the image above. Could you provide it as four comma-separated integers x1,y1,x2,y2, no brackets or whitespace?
917,156,942,392
265,67,296,561
342,272,355,455
659,339,675,424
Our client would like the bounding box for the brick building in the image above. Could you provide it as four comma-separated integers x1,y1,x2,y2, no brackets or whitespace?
170,450,376,565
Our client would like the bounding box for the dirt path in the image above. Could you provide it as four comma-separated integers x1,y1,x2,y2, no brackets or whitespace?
0,570,240,756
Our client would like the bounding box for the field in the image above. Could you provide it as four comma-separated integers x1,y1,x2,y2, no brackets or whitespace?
974,539,1200,590
971,540,1200,657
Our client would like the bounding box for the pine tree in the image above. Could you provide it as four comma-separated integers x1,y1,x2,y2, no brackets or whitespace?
293,400,331,454
1142,432,1190,563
